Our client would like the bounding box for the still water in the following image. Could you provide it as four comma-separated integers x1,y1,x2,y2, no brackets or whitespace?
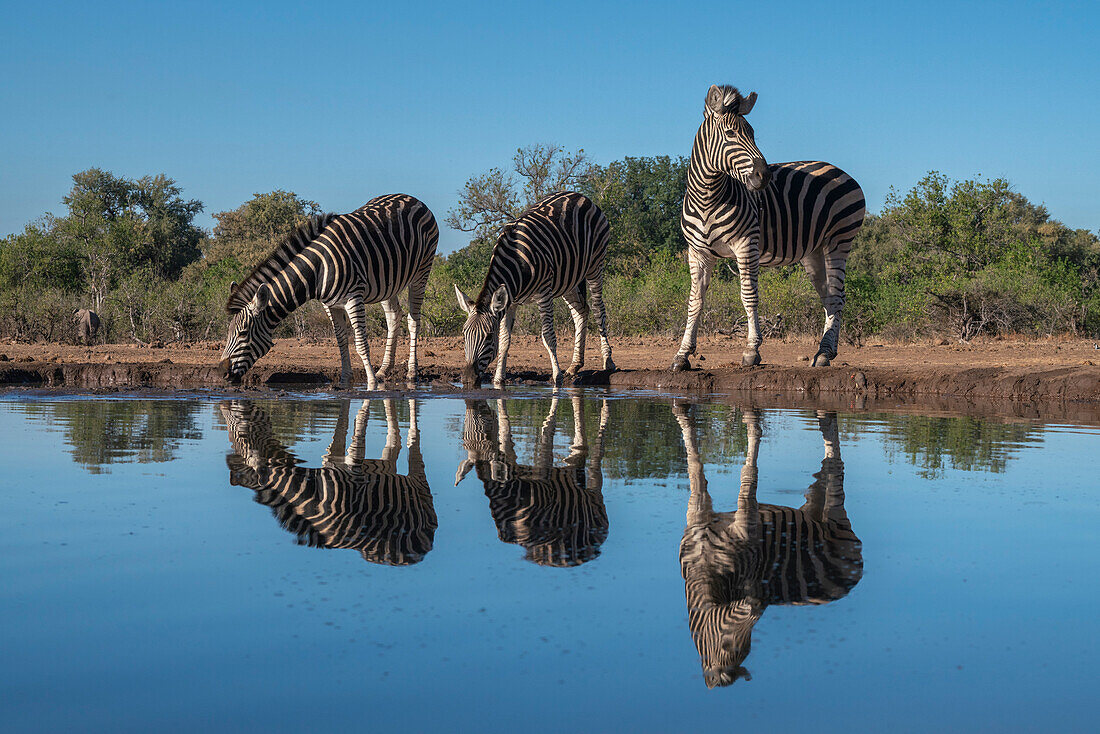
1,391,1097,732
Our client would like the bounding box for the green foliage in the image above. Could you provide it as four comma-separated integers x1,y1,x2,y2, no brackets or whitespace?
208,190,322,269
445,144,594,242
582,155,689,273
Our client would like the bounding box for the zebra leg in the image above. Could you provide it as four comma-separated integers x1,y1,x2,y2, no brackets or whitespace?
587,275,616,371
562,285,589,377
322,399,352,467
325,304,354,387
348,399,371,464
538,293,563,386
673,247,715,371
405,273,429,383
344,296,379,390
493,307,516,387
380,398,401,466
377,297,403,381
732,409,761,541
736,248,763,367
817,243,852,366
671,402,712,522
800,250,833,366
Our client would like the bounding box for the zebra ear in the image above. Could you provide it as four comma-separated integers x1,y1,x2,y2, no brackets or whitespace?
706,85,725,114
739,92,758,115
251,283,271,311
454,284,476,314
229,281,238,296
490,285,510,315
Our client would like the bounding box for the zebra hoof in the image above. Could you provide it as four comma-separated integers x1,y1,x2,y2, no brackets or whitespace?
603,359,617,373
812,352,832,367
741,350,761,367
671,355,691,372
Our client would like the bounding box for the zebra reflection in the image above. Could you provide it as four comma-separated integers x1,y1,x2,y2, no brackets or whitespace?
222,399,436,566
674,404,862,687
456,395,610,567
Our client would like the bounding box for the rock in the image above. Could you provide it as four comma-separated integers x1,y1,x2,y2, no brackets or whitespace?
0,354,7,361
800,355,810,362
938,339,950,346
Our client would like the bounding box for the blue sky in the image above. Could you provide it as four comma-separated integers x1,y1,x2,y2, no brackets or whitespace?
2,0,1097,253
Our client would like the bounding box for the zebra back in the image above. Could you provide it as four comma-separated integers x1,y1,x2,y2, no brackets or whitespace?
477,191,610,306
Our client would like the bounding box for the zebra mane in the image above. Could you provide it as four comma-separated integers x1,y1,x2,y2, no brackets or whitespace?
225,213,338,314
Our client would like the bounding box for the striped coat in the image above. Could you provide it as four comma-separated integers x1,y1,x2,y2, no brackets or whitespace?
223,398,436,566
456,396,610,567
220,194,438,388
454,191,615,386
675,85,865,369
674,404,862,687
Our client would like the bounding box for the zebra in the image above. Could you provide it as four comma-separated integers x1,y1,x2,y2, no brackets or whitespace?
221,397,437,566
673,403,862,687
674,85,866,370
219,193,438,388
455,394,610,567
453,191,615,387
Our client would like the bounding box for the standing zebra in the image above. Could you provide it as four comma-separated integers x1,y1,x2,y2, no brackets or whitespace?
222,398,437,566
219,193,438,388
674,85,866,369
455,395,610,567
453,191,615,387
674,403,862,687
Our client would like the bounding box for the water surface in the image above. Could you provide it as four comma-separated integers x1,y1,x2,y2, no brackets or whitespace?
1,392,1097,732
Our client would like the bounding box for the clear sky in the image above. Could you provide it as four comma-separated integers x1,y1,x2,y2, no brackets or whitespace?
2,0,1097,253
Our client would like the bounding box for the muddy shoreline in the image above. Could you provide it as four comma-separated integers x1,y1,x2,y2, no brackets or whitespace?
4,346,1099,424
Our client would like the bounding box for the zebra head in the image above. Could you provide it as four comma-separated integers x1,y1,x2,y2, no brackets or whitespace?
455,283,510,386
219,283,276,384
699,84,771,192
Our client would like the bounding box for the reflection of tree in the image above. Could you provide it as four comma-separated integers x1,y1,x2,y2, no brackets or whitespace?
853,414,1040,477
675,404,863,688
456,395,610,567
21,400,203,474
222,399,435,566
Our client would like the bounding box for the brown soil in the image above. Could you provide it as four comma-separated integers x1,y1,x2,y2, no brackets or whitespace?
2,335,1099,421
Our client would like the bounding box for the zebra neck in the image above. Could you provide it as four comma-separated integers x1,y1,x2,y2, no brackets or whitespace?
479,249,534,306
264,257,318,321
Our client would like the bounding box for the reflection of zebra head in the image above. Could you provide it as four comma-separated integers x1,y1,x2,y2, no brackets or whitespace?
696,85,770,192
675,404,862,688
221,398,436,566
457,396,610,567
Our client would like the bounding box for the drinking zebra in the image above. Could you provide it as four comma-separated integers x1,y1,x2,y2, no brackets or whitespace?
674,85,866,370
453,191,615,387
222,398,437,566
219,193,438,388
455,395,610,566
674,403,862,687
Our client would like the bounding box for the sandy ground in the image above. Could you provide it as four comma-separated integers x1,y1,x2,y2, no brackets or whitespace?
1,333,1097,373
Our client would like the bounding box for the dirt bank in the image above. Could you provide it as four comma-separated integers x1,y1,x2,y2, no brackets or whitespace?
2,335,1099,420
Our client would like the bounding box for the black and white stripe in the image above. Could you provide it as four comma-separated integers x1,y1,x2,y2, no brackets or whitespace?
453,191,615,386
222,399,437,566
674,85,866,369
220,193,438,388
673,404,862,687
455,396,610,567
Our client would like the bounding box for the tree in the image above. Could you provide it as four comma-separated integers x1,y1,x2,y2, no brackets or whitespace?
582,155,689,273
445,144,595,242
58,168,204,311
207,190,323,269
